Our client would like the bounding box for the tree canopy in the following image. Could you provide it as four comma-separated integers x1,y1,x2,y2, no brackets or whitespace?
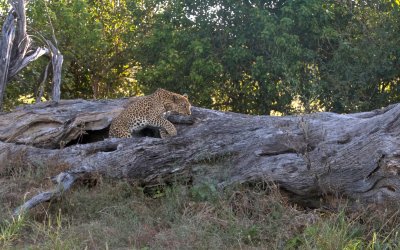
1,0,399,114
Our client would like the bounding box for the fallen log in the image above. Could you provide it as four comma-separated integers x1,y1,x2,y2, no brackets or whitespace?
0,99,399,216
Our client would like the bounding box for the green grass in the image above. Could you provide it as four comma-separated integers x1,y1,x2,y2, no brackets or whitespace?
0,214,26,246
1,171,400,249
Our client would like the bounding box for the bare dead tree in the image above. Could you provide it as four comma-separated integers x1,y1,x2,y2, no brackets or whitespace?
0,0,63,110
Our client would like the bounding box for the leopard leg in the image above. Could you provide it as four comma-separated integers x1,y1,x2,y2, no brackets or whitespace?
159,129,168,139
150,117,177,138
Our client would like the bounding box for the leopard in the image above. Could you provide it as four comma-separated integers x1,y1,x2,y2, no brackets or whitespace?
109,88,191,139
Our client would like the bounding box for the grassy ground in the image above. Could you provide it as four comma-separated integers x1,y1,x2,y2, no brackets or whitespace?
1,166,400,249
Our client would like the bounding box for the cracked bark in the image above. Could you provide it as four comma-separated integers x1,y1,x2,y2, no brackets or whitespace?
0,99,399,216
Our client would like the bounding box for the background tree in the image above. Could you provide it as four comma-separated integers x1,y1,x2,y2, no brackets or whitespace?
2,0,399,114
318,0,400,112
28,0,139,99
2,0,141,109
133,0,400,114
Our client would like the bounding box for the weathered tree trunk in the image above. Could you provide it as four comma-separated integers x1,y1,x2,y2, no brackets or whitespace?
0,99,399,216
0,12,15,108
0,0,63,110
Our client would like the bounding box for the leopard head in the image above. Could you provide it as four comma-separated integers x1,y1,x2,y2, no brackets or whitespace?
170,93,191,115
155,88,192,115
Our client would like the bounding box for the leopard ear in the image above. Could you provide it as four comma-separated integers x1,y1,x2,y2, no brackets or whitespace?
183,93,188,99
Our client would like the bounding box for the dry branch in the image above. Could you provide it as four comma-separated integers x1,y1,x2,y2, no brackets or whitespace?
0,99,399,216
47,41,63,102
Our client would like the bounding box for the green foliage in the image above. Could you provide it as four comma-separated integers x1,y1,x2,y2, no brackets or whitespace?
318,1,400,112
1,0,399,113
29,0,105,98
133,0,400,114
4,0,141,106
